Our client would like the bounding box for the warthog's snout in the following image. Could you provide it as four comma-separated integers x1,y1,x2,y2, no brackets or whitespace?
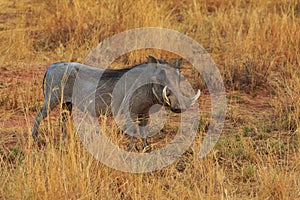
162,85,201,113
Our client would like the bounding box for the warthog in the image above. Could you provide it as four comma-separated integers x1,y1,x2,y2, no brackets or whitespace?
32,56,200,150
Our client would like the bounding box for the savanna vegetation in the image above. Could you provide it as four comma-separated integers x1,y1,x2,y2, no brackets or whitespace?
0,0,299,199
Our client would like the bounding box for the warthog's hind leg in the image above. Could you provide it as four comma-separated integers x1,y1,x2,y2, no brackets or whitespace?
32,106,47,141
32,97,59,141
61,102,73,138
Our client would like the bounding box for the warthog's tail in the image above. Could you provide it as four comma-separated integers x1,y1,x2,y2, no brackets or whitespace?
42,70,47,97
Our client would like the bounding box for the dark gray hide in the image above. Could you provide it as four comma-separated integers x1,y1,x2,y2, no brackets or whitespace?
32,56,200,149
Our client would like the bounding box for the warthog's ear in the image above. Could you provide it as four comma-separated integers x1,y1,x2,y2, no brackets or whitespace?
147,55,158,63
172,58,183,69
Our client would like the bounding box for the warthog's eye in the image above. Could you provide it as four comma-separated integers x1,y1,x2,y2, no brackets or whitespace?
179,75,185,82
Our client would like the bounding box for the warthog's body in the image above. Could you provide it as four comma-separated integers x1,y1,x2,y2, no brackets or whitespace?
32,56,200,149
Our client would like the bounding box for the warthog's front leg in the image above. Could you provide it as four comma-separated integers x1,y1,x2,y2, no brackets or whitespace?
125,118,138,152
138,116,151,152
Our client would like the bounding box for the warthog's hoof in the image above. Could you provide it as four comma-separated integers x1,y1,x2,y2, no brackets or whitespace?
128,144,138,152
142,145,152,153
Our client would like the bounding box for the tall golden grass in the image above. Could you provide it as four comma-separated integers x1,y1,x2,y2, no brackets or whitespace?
0,0,299,199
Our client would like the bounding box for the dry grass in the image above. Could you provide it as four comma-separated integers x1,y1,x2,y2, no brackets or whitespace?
0,0,300,199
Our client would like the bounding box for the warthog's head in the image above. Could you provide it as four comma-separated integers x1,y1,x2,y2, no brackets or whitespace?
148,56,201,113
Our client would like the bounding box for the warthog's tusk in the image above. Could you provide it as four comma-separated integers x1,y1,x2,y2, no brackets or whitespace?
191,89,201,105
152,87,161,104
162,86,171,106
